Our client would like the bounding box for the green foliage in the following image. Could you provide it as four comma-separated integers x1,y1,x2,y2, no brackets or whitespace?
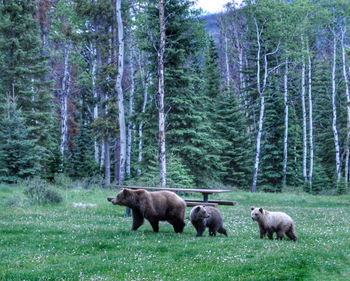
135,153,195,188
0,98,41,183
258,84,285,191
216,91,253,189
23,178,63,204
0,0,57,178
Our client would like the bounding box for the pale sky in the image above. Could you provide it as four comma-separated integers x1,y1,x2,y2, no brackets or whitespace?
195,0,243,14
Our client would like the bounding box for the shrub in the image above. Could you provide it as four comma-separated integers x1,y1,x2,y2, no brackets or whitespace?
23,178,63,204
54,173,73,189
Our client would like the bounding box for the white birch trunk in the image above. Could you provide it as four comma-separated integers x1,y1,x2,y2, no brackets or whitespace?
100,141,105,171
91,42,99,164
104,137,110,186
282,58,289,186
137,52,149,177
252,19,265,193
158,0,166,187
60,42,71,156
308,43,314,189
332,31,341,185
224,33,230,93
126,25,135,178
301,35,308,184
341,28,350,186
116,0,126,184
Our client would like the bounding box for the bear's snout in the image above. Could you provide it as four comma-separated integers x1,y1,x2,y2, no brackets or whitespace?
107,197,114,202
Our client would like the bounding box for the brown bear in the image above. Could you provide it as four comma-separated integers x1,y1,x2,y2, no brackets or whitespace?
251,207,297,241
107,188,186,233
190,205,228,237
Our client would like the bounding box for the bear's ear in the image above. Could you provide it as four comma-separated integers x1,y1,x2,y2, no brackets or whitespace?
259,207,263,213
123,188,131,195
194,206,201,212
251,207,255,211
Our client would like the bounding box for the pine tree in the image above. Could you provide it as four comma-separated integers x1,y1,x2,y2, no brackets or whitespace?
216,91,252,189
0,97,41,183
0,0,57,177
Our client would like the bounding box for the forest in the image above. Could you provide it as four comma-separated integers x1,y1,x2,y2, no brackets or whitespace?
1,0,350,194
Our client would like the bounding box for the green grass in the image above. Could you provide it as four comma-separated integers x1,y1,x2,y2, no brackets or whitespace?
1,185,350,280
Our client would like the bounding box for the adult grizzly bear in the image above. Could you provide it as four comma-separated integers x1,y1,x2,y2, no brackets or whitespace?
107,188,186,233
190,205,228,237
251,207,297,241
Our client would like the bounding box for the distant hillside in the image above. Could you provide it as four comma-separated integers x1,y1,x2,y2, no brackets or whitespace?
202,13,220,39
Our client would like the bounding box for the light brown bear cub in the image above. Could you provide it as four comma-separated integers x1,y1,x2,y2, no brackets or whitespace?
107,188,186,233
251,207,297,241
190,205,228,237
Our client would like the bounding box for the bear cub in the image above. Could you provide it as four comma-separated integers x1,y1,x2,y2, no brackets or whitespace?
190,205,228,237
108,188,186,233
251,207,297,241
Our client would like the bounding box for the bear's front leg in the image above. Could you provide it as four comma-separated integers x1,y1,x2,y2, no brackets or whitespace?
131,209,144,231
277,230,285,240
259,226,266,239
196,224,206,237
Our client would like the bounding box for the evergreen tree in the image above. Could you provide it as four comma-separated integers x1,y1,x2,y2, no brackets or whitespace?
0,97,41,183
216,91,252,189
0,0,57,177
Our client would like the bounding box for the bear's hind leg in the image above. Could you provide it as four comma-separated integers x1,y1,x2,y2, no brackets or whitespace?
149,219,159,233
218,226,228,237
131,209,144,231
168,217,185,233
267,230,274,240
209,228,217,237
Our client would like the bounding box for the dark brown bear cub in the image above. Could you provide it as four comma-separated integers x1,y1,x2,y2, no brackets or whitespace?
107,188,186,233
190,205,228,237
251,207,297,241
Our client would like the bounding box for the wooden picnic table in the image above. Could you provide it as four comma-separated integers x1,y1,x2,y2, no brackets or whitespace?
116,185,233,203
115,186,236,217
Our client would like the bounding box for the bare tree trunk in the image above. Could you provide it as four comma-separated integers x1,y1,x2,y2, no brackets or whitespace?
301,35,308,184
126,27,135,178
114,136,120,183
308,42,314,190
100,141,105,171
332,30,341,185
115,0,126,184
91,43,99,164
341,27,350,187
224,33,230,93
252,19,265,193
137,53,149,177
60,42,71,157
104,137,110,186
251,19,280,193
282,58,288,187
158,0,166,187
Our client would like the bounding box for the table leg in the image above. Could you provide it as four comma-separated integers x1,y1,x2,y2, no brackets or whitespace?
203,193,208,203
126,207,131,217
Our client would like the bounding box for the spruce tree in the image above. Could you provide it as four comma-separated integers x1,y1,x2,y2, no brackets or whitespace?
0,97,41,183
216,91,253,189
0,0,57,177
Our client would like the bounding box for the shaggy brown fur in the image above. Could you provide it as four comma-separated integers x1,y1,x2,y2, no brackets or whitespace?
107,188,186,233
190,205,228,237
251,207,297,241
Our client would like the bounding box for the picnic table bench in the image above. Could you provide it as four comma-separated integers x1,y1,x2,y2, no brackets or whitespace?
115,185,236,216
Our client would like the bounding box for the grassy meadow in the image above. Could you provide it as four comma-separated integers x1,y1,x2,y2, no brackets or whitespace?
1,184,350,280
